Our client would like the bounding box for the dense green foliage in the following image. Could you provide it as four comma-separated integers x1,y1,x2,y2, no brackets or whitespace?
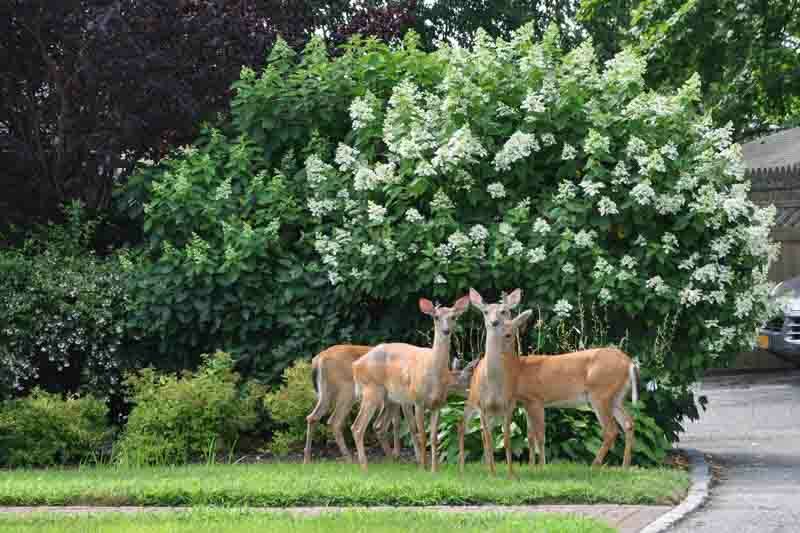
114,352,263,466
0,203,134,400
1,510,617,533
0,388,110,467
0,462,689,506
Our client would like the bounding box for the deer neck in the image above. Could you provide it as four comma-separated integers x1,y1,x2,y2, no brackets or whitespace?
484,328,508,385
429,328,452,373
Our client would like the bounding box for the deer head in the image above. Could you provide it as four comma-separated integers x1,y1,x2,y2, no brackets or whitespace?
419,295,470,337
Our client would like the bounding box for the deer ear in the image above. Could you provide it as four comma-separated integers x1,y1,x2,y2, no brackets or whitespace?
513,309,533,331
419,297,435,315
452,294,470,315
469,288,485,310
505,288,522,308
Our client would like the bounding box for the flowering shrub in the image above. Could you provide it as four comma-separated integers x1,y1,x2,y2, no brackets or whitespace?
0,203,134,400
126,27,777,441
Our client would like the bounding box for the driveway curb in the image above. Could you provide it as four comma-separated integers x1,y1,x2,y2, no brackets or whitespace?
639,448,710,533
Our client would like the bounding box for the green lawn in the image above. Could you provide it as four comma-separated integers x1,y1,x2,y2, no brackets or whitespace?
0,461,688,507
0,509,617,533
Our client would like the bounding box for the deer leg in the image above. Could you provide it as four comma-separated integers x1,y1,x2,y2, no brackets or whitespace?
304,371,333,465
415,402,427,470
459,405,476,474
613,403,635,468
483,414,497,475
351,386,383,472
590,397,619,467
430,408,441,473
525,402,546,466
503,409,515,478
402,403,422,464
328,388,356,463
373,404,394,459
391,406,401,460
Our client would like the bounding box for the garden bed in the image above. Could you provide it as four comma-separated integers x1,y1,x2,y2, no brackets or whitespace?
0,461,689,507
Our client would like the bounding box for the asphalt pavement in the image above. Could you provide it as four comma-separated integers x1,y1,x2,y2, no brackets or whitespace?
672,370,800,532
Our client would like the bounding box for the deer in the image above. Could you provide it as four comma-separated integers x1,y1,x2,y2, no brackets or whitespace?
351,295,470,472
459,288,640,473
305,344,476,465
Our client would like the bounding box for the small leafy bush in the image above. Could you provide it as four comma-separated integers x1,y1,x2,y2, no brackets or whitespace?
0,388,111,467
115,351,263,466
438,399,669,467
263,359,328,456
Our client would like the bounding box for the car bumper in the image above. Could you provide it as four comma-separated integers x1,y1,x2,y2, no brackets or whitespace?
759,320,800,364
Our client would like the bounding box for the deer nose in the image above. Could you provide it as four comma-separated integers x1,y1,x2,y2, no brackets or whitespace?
442,328,450,335
490,320,499,327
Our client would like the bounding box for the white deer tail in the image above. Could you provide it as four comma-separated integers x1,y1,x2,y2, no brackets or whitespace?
629,362,639,405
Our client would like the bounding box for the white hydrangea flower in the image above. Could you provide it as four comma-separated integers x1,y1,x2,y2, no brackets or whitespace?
487,182,507,199
626,136,648,156
598,287,612,304
611,161,630,186
680,286,703,307
593,257,614,279
579,179,605,197
508,240,525,257
532,218,551,234
350,94,376,130
584,129,610,156
431,190,455,210
360,243,379,257
676,173,698,192
562,262,576,275
661,232,679,254
305,155,334,189
470,224,490,242
405,208,424,223
366,201,387,224
655,193,685,215
630,179,656,205
661,142,679,160
692,264,719,284
574,229,597,248
646,276,670,296
553,299,573,319
499,223,515,236
328,271,342,285
561,143,578,160
494,131,539,172
598,196,619,216
540,133,557,146
620,255,637,269
448,231,471,253
634,234,647,247
307,198,337,218
602,49,647,87
434,274,447,284
335,143,359,172
527,246,546,263
432,126,487,170
554,181,577,202
521,89,547,114
678,252,700,271
496,102,517,118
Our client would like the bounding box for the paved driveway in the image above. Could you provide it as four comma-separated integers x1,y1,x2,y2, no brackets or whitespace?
672,370,800,532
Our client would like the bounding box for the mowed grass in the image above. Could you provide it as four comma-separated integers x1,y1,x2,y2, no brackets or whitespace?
0,509,617,533
0,461,688,507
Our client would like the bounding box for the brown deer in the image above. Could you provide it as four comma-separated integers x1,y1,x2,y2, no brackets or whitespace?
305,344,475,464
459,288,639,474
351,295,470,472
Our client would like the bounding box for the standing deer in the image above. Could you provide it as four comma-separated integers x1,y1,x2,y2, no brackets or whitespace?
459,288,639,472
305,344,476,464
351,295,470,472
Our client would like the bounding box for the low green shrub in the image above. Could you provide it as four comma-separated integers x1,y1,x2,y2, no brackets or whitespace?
114,351,263,466
263,359,327,456
438,399,670,467
0,388,111,467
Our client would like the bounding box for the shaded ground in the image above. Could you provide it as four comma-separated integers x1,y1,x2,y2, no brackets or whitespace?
673,370,800,532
